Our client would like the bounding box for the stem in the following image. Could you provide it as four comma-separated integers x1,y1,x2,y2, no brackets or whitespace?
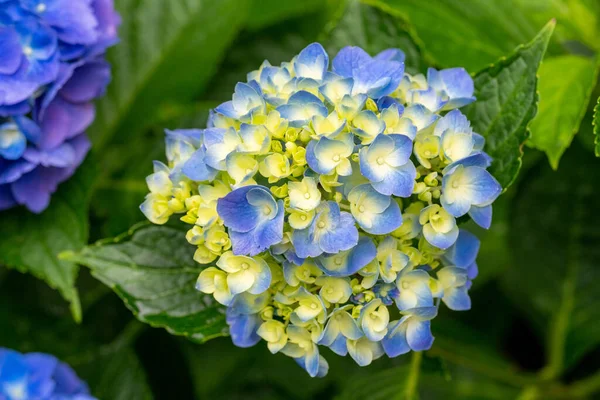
402,351,422,400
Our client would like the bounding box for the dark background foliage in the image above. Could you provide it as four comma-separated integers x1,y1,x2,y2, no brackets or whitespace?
1,0,600,398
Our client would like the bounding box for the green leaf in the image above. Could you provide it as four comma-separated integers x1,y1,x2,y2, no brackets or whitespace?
367,0,542,72
513,0,600,52
503,143,600,375
246,0,327,31
62,223,227,342
89,0,249,150
324,0,426,74
463,21,554,189
527,55,598,169
334,365,413,400
594,96,600,156
76,341,153,400
0,158,96,322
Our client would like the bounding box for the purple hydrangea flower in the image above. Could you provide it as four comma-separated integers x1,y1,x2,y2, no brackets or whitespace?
0,347,96,400
0,0,120,213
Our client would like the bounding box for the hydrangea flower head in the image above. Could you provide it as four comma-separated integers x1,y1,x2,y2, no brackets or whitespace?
141,43,501,377
0,347,95,399
0,0,120,213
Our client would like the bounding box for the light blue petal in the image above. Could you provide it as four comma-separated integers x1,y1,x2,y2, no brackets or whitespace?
294,43,329,81
253,201,285,251
406,319,434,351
405,306,438,320
226,310,261,348
472,133,485,151
386,134,413,167
319,76,354,105
332,46,372,77
443,152,492,174
374,48,405,63
319,319,341,347
403,104,438,131
319,211,359,254
217,185,261,233
439,67,474,99
423,223,459,250
349,236,378,270
291,227,323,258
443,286,471,311
368,198,402,235
248,259,273,295
328,335,348,356
377,95,403,111
371,161,417,198
443,229,480,268
181,147,218,182
354,59,404,98
467,261,479,280
381,318,410,358
230,292,270,315
304,346,321,377
469,204,492,229
316,236,376,277
433,109,472,136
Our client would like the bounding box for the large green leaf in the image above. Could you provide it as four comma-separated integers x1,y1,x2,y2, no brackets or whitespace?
324,0,427,74
62,224,227,342
0,158,95,322
246,0,326,31
527,55,598,169
503,143,600,375
89,0,249,150
463,22,554,189
368,0,541,72
514,0,600,52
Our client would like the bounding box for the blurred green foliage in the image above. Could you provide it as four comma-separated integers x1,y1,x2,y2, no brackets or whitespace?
2,0,600,398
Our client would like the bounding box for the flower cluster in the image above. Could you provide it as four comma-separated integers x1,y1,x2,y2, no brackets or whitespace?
141,43,501,377
0,347,95,399
0,0,120,213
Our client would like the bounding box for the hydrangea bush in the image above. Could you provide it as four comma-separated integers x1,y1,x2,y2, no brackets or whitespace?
0,0,120,213
140,42,502,377
0,347,95,399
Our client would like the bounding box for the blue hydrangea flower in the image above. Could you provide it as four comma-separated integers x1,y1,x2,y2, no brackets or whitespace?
0,0,119,213
332,46,404,98
291,201,358,258
348,184,402,235
217,185,284,256
0,347,95,400
359,133,416,197
142,41,502,378
347,337,384,367
395,269,434,310
318,306,362,356
305,133,354,176
437,266,471,310
382,306,437,357
277,91,327,128
427,67,476,110
419,204,458,249
441,159,502,218
215,82,266,121
314,236,376,276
